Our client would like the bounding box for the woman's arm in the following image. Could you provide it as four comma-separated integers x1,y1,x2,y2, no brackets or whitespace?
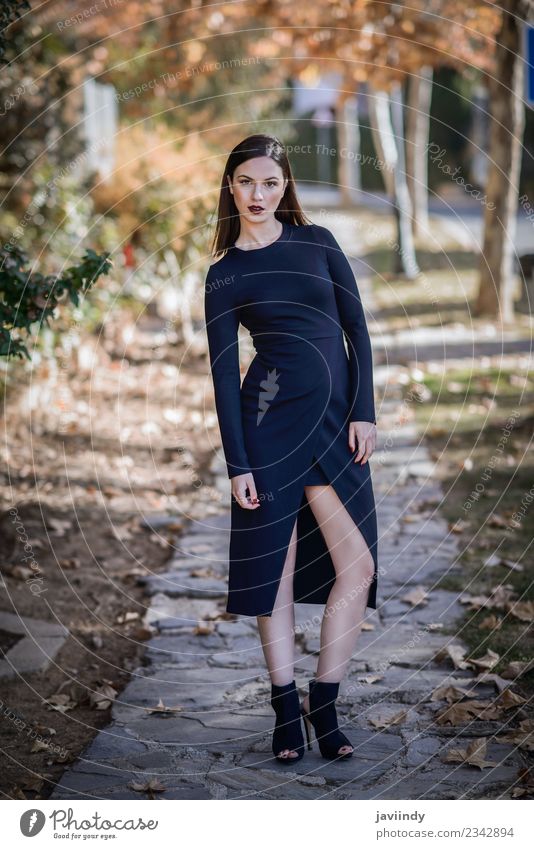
314,224,376,425
204,268,252,479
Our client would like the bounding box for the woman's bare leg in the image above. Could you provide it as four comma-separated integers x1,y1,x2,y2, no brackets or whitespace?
256,519,299,759
301,483,375,755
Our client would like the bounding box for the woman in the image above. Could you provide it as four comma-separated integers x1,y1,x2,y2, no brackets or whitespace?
204,134,378,765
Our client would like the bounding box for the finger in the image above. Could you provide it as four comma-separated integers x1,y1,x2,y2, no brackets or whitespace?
354,437,366,462
246,477,259,506
348,425,355,453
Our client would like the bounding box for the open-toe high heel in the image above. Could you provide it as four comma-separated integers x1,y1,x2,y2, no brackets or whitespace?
270,680,306,764
300,679,353,760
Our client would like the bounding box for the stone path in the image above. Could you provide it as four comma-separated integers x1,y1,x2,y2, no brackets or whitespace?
49,268,526,800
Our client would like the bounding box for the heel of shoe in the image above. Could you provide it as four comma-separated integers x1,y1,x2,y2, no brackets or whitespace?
308,680,353,761
300,706,313,751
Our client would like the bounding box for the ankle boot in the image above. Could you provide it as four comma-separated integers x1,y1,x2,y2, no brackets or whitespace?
270,680,306,764
301,679,353,760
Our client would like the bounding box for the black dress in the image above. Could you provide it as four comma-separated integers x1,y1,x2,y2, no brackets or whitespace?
204,220,378,617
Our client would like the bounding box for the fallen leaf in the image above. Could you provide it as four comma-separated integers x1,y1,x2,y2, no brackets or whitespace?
369,709,407,729
430,684,477,703
435,699,502,725
474,672,513,693
459,594,492,610
442,737,497,769
401,586,429,607
426,622,444,631
479,614,502,630
506,600,534,623
361,621,375,631
131,625,154,641
357,674,384,685
59,557,80,570
496,720,534,752
488,513,508,528
449,519,468,534
30,740,51,753
434,644,471,670
145,698,183,715
128,778,166,796
467,649,500,671
501,658,534,679
43,693,78,713
116,611,140,625
89,684,117,711
46,518,72,536
193,622,214,635
189,567,216,578
497,689,527,709
499,558,523,573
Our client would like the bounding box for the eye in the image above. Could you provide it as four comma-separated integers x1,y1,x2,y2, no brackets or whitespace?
266,181,277,188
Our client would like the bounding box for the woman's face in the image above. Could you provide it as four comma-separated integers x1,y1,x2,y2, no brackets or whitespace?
227,156,288,222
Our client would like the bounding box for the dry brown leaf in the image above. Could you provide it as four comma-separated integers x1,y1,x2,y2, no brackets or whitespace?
496,719,534,752
490,584,517,608
47,518,72,536
30,740,52,753
442,737,497,769
434,644,471,670
449,519,468,534
189,567,216,578
435,699,503,726
479,614,502,630
145,698,183,715
501,658,534,679
506,600,534,623
511,767,534,798
369,709,407,729
89,684,118,711
361,621,375,631
193,622,214,635
131,625,154,641
459,594,492,610
116,611,140,625
43,693,78,713
128,778,167,796
430,684,477,703
59,557,80,570
401,586,429,607
500,558,523,572
474,672,513,693
357,674,384,685
488,513,508,528
497,689,527,709
467,649,500,671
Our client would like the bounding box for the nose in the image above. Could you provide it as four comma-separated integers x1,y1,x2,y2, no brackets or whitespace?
252,183,264,201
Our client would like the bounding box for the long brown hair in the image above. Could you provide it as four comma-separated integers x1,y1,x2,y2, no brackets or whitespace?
210,134,312,260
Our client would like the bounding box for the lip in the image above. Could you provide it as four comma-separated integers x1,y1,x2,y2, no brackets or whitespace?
248,205,265,212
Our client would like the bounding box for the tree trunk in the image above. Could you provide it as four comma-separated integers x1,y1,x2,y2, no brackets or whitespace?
368,85,419,278
406,66,433,238
475,0,525,321
338,94,362,204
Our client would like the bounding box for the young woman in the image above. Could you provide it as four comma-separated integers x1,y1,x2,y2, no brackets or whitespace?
204,134,378,765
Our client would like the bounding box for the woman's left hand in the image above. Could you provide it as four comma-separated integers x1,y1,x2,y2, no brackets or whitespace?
348,420,376,465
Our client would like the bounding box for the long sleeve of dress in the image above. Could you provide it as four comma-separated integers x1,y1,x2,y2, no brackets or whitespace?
315,225,376,425
204,267,252,479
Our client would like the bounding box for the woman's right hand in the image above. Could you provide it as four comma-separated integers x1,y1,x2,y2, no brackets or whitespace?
231,472,260,509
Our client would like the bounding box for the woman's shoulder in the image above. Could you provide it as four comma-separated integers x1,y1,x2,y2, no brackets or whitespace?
291,221,336,245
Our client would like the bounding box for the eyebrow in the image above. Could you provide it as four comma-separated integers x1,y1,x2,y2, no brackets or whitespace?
236,174,280,180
